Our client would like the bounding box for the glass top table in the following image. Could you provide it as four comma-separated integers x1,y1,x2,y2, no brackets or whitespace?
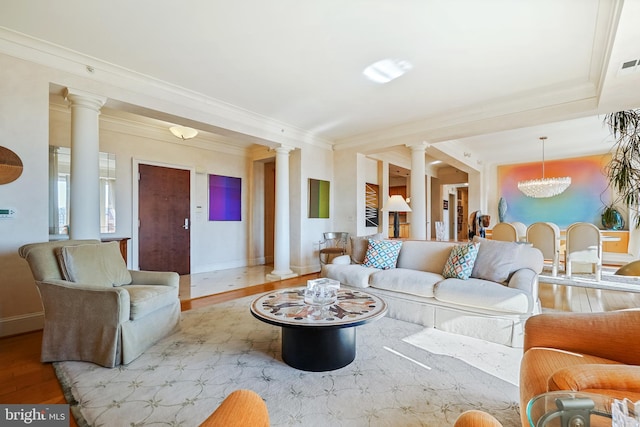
526,391,638,427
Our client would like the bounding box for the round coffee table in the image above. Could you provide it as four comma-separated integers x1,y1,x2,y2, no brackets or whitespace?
250,286,387,371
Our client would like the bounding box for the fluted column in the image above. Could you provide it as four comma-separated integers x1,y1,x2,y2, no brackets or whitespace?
64,88,107,240
267,145,298,280
408,142,428,240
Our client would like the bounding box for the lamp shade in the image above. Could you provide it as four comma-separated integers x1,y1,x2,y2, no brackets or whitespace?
383,195,412,212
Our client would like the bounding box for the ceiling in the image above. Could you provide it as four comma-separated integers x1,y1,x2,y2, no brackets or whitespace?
1,0,639,167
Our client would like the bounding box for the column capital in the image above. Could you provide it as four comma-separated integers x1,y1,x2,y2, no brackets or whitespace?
406,141,429,152
64,88,107,112
272,144,296,155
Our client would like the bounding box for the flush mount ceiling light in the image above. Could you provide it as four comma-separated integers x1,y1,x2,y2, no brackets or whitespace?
363,58,413,84
169,125,198,140
517,136,571,198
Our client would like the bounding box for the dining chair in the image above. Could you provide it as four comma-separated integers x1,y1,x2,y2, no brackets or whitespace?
526,222,561,276
491,222,518,242
565,222,602,281
510,221,528,242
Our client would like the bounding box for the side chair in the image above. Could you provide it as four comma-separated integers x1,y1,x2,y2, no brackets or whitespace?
491,222,518,242
565,222,602,281
526,222,561,276
19,239,181,368
318,232,349,265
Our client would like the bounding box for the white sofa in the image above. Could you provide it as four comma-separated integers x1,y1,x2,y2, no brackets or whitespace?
320,236,544,347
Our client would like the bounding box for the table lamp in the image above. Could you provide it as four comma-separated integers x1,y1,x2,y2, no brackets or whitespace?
383,195,412,238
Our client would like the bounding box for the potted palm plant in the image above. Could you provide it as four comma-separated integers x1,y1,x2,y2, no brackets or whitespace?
604,109,640,228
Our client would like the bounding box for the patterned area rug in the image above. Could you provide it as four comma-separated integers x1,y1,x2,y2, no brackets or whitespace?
54,295,521,426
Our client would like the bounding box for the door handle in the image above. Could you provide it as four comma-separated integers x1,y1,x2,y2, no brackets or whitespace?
182,218,189,230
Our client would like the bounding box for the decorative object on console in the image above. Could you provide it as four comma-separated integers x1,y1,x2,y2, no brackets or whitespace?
383,195,412,238
517,136,571,198
601,203,625,230
498,197,507,222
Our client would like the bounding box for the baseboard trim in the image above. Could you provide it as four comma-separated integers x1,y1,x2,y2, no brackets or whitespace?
0,311,44,337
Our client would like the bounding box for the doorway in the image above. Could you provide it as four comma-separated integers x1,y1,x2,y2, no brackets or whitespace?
138,163,191,274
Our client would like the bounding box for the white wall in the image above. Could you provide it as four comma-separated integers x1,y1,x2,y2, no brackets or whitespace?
0,54,51,336
0,52,335,336
293,144,335,274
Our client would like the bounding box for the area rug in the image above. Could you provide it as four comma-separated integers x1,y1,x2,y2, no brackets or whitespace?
402,328,522,386
54,295,521,427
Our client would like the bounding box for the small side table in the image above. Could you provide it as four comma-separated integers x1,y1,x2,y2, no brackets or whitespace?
527,391,618,426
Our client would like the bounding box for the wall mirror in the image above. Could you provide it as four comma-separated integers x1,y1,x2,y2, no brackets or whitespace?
0,146,23,184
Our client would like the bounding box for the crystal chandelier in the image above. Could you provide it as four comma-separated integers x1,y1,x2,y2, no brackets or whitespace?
517,136,571,198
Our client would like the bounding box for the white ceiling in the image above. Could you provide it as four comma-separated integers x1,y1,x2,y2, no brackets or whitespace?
1,0,639,166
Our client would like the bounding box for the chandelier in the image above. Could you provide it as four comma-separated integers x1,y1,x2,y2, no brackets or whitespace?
517,136,571,198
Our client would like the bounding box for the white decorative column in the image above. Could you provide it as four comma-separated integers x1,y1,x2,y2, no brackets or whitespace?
408,142,428,240
64,88,107,240
267,145,298,280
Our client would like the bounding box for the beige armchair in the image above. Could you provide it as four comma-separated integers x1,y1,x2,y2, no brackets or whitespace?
19,239,181,368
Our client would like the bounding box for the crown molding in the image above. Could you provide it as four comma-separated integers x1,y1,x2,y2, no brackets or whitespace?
0,27,333,151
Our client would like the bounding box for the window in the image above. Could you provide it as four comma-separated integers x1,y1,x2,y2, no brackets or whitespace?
49,146,116,235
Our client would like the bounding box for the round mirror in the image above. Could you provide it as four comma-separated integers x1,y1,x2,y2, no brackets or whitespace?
0,146,23,184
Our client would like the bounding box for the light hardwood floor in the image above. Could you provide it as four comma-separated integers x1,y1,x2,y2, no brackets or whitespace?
2,274,639,427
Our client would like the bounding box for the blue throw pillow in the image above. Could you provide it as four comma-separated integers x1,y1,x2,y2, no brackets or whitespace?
362,239,403,270
442,242,480,280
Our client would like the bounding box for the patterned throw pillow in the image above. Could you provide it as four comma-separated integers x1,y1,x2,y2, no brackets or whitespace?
362,239,403,270
442,242,480,280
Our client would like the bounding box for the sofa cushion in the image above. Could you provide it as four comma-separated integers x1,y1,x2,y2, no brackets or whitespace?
442,242,479,279
435,278,530,313
363,239,403,270
350,233,385,264
370,268,442,298
471,237,521,283
57,242,132,287
321,264,377,288
395,240,457,271
125,284,179,320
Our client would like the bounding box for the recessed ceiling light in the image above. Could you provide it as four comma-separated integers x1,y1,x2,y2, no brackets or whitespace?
363,59,413,84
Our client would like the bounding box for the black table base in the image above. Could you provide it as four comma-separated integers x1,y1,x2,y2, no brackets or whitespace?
281,326,356,372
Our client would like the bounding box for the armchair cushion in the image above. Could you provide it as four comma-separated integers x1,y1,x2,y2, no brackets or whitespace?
126,285,180,320
57,241,132,287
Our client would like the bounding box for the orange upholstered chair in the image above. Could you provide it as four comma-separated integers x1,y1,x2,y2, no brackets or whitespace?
519,310,640,426
200,389,269,426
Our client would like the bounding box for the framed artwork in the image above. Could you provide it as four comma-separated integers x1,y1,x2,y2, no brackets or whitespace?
365,183,379,227
308,178,330,218
209,174,241,221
